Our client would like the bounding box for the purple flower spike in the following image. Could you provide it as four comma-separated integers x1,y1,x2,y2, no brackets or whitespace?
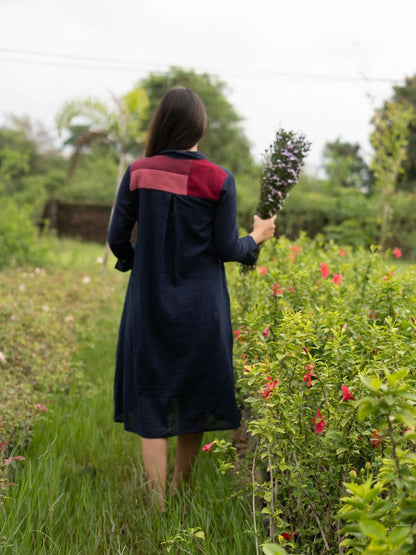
257,128,311,217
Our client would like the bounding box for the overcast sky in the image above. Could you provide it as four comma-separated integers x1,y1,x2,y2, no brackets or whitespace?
1,0,415,169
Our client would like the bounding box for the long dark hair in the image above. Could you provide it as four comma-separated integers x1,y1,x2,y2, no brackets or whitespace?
145,87,207,157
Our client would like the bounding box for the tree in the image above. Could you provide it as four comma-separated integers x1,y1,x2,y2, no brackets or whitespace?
0,118,66,212
138,67,256,176
56,88,149,265
56,88,149,186
377,74,416,189
322,138,373,193
4,114,58,156
0,127,34,195
370,101,415,249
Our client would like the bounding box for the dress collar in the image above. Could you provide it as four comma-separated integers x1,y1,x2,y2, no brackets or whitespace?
158,149,207,160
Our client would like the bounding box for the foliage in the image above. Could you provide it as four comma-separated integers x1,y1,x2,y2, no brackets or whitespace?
0,127,35,192
370,101,415,249
0,121,65,215
276,176,380,249
139,67,257,176
55,87,149,182
1,241,258,554
3,237,416,552
0,241,121,510
0,198,55,270
205,235,416,552
161,526,206,552
339,362,416,553
381,74,416,189
0,259,95,454
323,138,373,193
386,192,416,258
235,167,262,228
56,144,119,204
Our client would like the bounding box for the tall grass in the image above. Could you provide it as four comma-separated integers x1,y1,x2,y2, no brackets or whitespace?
1,240,260,554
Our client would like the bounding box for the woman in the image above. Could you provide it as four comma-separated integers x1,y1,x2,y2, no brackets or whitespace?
108,87,276,508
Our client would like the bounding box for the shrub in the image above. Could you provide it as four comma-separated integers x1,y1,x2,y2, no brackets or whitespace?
208,236,416,552
0,198,54,270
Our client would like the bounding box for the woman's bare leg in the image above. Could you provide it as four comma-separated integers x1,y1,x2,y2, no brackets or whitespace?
171,432,203,492
140,437,168,509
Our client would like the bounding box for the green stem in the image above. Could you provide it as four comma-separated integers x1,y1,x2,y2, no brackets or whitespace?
387,415,400,475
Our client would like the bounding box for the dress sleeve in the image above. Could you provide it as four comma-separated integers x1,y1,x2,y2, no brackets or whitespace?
213,173,258,265
107,166,137,272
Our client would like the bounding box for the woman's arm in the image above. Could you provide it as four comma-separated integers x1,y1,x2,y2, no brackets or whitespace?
213,174,275,265
107,167,138,272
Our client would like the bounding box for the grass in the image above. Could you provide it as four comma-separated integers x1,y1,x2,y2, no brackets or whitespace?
1,240,261,554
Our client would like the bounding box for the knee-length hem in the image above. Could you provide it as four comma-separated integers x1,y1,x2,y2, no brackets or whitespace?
115,420,241,439
108,150,258,438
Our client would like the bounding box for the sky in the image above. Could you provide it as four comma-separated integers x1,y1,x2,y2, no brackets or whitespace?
1,0,415,170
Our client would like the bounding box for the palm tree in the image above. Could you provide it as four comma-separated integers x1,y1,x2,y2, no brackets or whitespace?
56,88,149,265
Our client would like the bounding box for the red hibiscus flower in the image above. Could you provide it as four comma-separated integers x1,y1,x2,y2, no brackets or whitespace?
332,273,342,285
261,376,278,398
202,441,216,452
271,283,283,296
370,430,382,449
234,326,248,340
259,265,268,275
394,247,402,258
313,410,327,434
341,385,354,401
290,245,301,263
282,530,296,540
303,372,316,388
262,326,270,337
320,263,330,279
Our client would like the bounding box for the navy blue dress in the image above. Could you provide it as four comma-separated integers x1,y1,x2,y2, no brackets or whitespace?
108,150,258,438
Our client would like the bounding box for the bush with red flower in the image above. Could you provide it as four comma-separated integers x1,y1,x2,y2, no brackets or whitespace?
208,235,416,552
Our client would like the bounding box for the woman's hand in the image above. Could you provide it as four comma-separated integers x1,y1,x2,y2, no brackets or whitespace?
249,214,277,245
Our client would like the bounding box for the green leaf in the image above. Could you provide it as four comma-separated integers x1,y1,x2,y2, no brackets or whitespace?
338,509,366,521
359,518,387,540
344,481,368,497
261,544,288,555
340,523,362,535
386,369,409,386
398,499,416,518
341,498,367,510
360,375,382,392
358,398,378,420
388,526,411,547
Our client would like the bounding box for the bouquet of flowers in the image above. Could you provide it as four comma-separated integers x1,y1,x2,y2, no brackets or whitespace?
244,128,311,270
258,128,311,218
